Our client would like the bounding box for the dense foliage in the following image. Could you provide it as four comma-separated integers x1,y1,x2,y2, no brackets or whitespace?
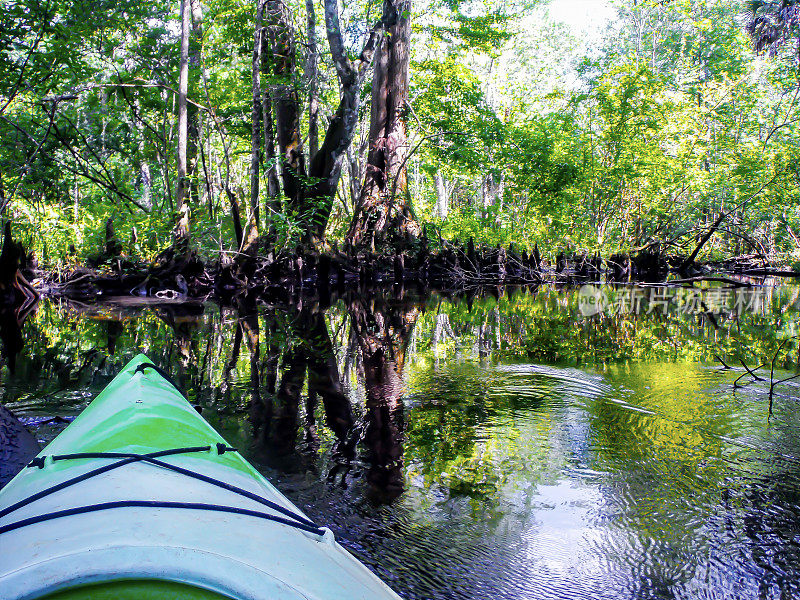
0,0,798,267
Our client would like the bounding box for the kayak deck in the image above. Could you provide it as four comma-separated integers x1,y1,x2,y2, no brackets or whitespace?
0,354,401,600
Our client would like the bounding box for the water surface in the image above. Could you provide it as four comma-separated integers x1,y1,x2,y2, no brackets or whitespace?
2,283,800,599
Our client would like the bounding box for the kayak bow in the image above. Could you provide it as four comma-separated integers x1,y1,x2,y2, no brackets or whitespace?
0,354,401,600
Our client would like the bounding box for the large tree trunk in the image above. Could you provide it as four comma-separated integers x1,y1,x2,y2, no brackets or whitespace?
262,88,280,202
347,0,418,250
266,0,306,213
173,0,191,249
300,0,394,244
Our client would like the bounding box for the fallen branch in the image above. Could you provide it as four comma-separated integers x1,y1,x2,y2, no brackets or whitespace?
733,363,765,388
714,354,732,369
740,359,765,381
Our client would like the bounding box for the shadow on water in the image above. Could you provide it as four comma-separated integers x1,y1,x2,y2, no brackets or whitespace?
2,283,800,599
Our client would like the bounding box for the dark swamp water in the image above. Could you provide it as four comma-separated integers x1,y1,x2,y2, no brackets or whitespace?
2,282,800,599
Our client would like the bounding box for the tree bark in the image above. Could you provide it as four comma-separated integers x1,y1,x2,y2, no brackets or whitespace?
347,143,363,211
0,168,7,216
260,25,281,242
347,0,418,250
262,88,280,201
187,0,204,213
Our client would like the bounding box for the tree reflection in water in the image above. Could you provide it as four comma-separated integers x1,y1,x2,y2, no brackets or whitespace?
245,294,419,502
350,297,420,502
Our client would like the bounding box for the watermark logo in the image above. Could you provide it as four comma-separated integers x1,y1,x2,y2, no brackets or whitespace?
576,285,794,317
578,285,609,316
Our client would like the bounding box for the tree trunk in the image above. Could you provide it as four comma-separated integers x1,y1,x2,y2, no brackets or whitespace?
260,26,281,242
266,0,305,213
262,88,280,202
173,0,191,249
299,0,393,244
0,168,7,216
434,172,448,219
305,0,319,160
347,143,363,211
187,0,203,213
347,0,418,250
247,0,266,255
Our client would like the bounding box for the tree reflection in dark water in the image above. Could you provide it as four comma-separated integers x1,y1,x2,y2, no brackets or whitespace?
0,401,40,487
722,470,800,598
245,295,416,503
0,304,29,374
350,297,420,502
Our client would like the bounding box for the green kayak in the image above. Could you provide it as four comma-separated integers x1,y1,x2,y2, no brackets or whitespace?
0,354,401,600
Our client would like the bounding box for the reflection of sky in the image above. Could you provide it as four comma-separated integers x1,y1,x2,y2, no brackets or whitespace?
523,479,606,575
480,366,620,596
